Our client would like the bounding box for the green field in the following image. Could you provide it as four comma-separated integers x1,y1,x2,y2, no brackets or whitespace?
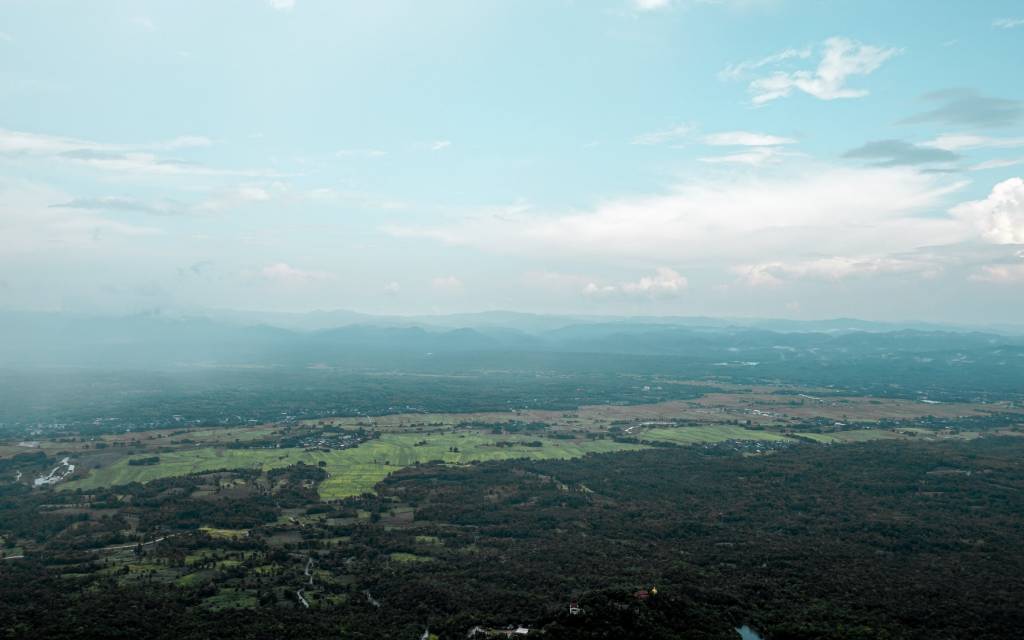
795,429,906,444
64,432,646,499
390,552,433,563
639,424,794,446
199,527,250,539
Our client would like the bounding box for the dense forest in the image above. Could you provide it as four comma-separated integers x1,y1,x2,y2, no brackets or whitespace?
2,438,1022,638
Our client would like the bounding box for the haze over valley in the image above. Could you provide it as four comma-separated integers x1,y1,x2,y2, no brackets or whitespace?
2,2,1023,639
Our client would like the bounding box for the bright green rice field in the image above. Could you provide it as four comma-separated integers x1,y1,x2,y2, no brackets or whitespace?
63,424,907,499
64,432,646,499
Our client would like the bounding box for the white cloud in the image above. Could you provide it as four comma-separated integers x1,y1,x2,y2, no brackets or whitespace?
699,146,792,166
0,32,13,43
583,282,618,296
624,267,688,296
132,17,155,31
0,129,94,155
922,134,1024,151
430,140,452,151
431,275,463,291
52,196,185,216
970,264,1024,282
734,37,900,105
951,177,1024,244
993,17,1024,29
55,183,281,218
0,179,164,257
158,135,213,150
632,0,671,10
584,268,688,298
719,47,811,80
633,0,777,12
0,129,212,153
336,148,387,158
0,129,275,178
631,124,693,145
700,131,797,165
195,185,276,213
584,268,687,298
260,263,330,284
383,281,401,295
304,187,408,211
736,255,939,286
234,186,273,202
267,0,296,10
58,152,207,176
703,131,796,146
386,165,969,269
971,158,1024,171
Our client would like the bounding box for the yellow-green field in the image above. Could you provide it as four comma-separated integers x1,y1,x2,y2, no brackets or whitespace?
62,423,908,499
640,425,794,445
199,527,250,540
64,432,646,499
795,430,907,444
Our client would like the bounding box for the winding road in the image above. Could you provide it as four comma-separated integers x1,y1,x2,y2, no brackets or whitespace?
99,533,179,552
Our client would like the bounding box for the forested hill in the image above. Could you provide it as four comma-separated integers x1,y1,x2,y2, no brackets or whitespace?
2,313,1023,424
2,310,1022,367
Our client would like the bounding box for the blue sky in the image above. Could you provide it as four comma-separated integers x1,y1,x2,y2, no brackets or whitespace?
1,0,1023,322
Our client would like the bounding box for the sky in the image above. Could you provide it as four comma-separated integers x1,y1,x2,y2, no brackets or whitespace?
1,0,1023,323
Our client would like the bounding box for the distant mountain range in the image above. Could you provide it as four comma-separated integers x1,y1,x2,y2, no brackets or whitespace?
199,308,1024,335
1,309,1022,369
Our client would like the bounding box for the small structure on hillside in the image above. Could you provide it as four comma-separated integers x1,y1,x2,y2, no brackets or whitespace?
467,625,530,638
569,600,582,615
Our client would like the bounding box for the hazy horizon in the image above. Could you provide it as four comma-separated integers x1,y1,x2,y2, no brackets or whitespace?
5,304,1024,333
2,0,1023,323
3,6,1023,638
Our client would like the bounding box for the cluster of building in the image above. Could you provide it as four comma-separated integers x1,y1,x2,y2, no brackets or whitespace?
33,456,75,487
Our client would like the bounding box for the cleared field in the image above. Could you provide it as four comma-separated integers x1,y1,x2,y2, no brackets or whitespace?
307,393,1021,436
390,552,433,563
65,448,312,490
794,430,907,444
639,425,794,446
318,433,645,498
178,426,276,443
199,527,250,539
689,393,1016,422
793,432,841,444
64,432,646,499
830,429,908,443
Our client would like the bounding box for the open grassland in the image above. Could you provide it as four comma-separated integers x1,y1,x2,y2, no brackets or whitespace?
177,425,276,443
0,441,79,459
794,430,908,444
306,393,1021,435
9,388,1008,461
199,527,250,540
0,424,277,460
688,392,1017,422
639,425,794,446
65,447,312,490
64,431,646,499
